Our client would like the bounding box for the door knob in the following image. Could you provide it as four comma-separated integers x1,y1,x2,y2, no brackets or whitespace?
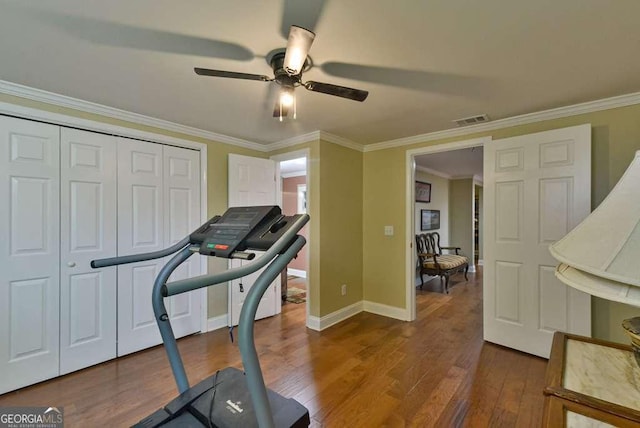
67,262,76,267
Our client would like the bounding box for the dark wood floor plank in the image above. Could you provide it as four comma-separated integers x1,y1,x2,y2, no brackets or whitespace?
0,269,547,427
410,365,468,427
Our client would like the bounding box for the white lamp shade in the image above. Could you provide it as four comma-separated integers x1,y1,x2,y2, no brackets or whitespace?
550,150,640,306
555,263,640,307
283,26,315,75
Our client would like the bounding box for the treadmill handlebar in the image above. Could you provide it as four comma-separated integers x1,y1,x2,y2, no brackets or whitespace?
163,214,309,297
90,236,191,268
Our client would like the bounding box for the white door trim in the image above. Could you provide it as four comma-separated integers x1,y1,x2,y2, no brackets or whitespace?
270,148,312,328
198,145,208,333
405,137,492,321
0,101,209,333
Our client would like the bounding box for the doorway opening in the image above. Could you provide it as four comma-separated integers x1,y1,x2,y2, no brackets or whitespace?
272,150,310,321
405,137,489,320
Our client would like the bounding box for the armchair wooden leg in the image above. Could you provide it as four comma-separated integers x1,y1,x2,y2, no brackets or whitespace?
444,274,450,294
464,264,469,281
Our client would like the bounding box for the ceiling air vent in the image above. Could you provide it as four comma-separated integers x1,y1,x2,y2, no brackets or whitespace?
452,114,490,127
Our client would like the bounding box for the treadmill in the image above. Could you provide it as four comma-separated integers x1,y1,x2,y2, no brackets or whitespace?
91,206,310,428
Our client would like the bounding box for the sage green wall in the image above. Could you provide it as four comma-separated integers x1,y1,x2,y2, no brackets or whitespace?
268,139,363,317
318,142,363,315
449,179,474,259
0,93,266,319
363,103,640,343
363,143,406,307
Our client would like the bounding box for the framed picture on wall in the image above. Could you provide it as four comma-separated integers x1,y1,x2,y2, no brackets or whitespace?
415,181,431,203
421,209,440,231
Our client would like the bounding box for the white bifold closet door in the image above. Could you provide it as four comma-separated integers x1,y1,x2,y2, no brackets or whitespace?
117,138,201,356
59,128,117,375
162,145,202,339
0,117,61,394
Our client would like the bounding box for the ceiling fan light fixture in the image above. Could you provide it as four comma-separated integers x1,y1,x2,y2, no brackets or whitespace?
194,25,369,119
280,88,294,107
283,26,315,75
278,86,296,122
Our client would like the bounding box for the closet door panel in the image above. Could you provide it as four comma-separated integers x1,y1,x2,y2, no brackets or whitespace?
163,145,201,338
60,128,117,374
0,116,60,394
117,138,164,356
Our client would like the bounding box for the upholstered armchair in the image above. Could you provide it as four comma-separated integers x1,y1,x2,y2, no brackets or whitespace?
415,232,469,293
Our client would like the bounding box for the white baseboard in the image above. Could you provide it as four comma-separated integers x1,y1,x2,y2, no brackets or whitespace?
306,301,363,331
363,301,408,321
478,259,484,266
306,315,321,331
287,268,307,279
205,301,407,335
207,314,228,332
468,265,477,273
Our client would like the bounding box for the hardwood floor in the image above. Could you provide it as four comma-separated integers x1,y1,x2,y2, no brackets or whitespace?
0,268,547,427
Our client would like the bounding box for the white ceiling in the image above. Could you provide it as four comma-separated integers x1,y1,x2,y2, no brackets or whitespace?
416,147,483,179
2,1,640,146
280,157,306,176
415,146,483,180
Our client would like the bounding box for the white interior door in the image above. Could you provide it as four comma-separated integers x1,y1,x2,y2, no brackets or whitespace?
163,145,202,338
117,138,165,356
484,124,592,358
0,116,60,393
60,128,117,374
228,154,280,326
229,254,281,325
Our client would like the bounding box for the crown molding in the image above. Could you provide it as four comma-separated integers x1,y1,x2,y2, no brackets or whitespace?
0,80,267,152
267,131,321,151
267,130,364,153
6,79,639,156
318,131,364,152
416,165,452,180
281,170,306,178
415,170,485,182
364,91,640,152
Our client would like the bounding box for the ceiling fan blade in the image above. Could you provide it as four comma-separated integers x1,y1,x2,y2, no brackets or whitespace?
304,81,369,102
280,0,326,39
194,68,271,81
320,62,492,96
22,8,254,61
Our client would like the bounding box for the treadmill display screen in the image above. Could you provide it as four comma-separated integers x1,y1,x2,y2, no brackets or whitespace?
190,206,281,258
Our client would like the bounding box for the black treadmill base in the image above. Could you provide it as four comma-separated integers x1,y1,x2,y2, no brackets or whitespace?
133,368,309,428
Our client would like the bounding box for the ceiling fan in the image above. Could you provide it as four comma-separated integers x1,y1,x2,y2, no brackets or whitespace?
194,25,369,121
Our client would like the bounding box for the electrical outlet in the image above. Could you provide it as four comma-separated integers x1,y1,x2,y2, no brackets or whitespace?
341,284,347,296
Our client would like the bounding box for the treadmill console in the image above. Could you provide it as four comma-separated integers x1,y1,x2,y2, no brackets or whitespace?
189,206,286,258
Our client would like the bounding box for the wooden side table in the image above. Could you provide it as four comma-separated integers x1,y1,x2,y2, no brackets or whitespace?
543,331,640,427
